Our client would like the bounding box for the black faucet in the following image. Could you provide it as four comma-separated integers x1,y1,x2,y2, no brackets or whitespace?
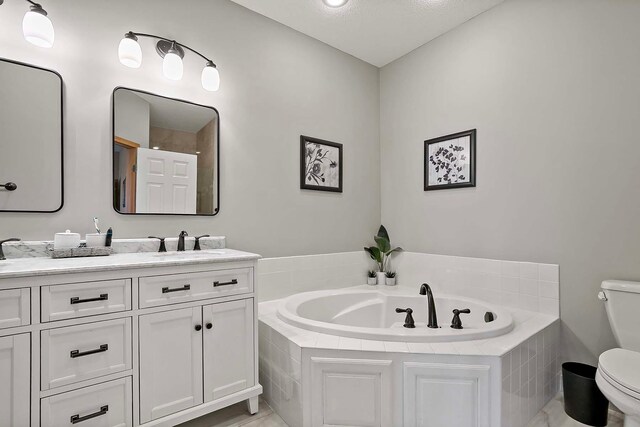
451,309,471,329
395,308,416,328
178,231,188,251
419,283,439,328
148,236,167,252
0,238,21,261
194,235,210,251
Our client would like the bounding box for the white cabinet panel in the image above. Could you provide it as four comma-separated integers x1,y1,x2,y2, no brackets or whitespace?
41,377,132,427
139,307,203,423
0,334,30,427
41,279,131,322
403,362,490,427
0,288,30,329
203,298,254,402
41,318,132,390
310,357,393,427
139,268,252,308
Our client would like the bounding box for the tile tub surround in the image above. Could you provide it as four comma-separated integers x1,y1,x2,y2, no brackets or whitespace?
394,252,560,317
257,252,371,302
1,236,226,259
258,299,560,427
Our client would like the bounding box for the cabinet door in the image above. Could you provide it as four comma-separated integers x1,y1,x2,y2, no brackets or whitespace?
0,334,30,427
139,307,203,423
203,298,254,402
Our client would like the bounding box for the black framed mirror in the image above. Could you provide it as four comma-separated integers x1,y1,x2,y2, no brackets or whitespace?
112,87,220,216
0,58,63,213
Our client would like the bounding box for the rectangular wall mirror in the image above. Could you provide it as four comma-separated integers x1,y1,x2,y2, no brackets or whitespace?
0,58,63,212
112,87,220,215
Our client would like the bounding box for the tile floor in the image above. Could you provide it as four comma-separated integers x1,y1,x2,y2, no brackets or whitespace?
179,392,624,427
527,393,624,427
178,398,288,427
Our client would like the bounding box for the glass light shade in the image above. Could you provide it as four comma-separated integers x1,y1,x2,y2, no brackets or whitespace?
323,0,348,7
22,10,54,48
118,37,142,68
162,52,183,81
201,65,220,91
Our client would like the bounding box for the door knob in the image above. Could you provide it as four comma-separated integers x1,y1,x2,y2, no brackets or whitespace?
194,324,202,331
1,182,17,191
206,323,213,329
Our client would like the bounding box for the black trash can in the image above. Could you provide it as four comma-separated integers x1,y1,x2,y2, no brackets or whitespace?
562,362,609,426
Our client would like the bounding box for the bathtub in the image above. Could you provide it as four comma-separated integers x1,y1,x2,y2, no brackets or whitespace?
277,286,514,342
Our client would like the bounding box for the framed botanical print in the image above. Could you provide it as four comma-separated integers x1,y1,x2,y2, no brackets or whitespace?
424,129,476,191
300,135,343,193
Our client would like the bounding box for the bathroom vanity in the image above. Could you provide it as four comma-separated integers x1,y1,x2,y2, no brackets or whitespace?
0,249,261,427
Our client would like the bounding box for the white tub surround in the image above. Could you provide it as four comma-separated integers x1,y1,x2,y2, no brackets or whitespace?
0,248,261,427
259,292,560,427
1,236,226,259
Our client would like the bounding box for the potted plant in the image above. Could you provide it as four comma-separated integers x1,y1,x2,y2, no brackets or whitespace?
367,270,377,286
385,271,397,286
364,225,403,285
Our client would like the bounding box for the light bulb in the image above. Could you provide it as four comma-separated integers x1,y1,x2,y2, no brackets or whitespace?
163,51,183,81
323,0,348,7
118,33,142,68
22,5,54,48
201,62,220,92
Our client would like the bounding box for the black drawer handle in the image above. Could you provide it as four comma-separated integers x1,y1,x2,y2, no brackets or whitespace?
70,294,108,304
70,405,109,424
162,284,191,293
213,279,238,287
70,344,108,358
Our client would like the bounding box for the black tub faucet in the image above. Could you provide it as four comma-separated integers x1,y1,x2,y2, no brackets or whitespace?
178,231,188,251
0,238,20,261
419,283,439,329
395,308,416,328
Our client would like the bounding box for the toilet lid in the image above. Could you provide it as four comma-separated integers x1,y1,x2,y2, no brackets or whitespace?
599,348,640,395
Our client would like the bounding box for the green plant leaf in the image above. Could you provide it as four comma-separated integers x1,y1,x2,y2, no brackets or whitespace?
364,246,383,263
385,247,403,255
377,225,390,241
374,236,391,253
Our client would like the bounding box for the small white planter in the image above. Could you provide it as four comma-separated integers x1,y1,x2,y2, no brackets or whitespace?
385,277,397,286
376,272,386,285
367,277,377,286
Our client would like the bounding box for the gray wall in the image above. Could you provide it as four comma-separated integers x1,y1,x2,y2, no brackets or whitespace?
0,0,381,257
114,90,150,147
380,0,640,363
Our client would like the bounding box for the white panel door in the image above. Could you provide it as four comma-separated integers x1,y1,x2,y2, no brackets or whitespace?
203,298,254,402
0,334,30,427
139,307,203,423
403,362,490,427
136,147,197,214
310,357,393,427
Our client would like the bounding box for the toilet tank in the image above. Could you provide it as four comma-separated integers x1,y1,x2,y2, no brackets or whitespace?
601,280,640,352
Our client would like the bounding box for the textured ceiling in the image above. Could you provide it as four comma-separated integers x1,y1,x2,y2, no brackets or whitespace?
229,0,506,67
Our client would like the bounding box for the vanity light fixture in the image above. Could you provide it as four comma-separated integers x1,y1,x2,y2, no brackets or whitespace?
0,0,55,48
118,31,220,91
322,0,349,7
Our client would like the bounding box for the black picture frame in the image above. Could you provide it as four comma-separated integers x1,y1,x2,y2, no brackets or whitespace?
111,86,221,216
0,57,64,213
424,129,476,191
300,135,343,193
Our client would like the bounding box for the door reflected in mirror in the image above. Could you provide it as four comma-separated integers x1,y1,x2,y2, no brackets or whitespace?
112,88,219,215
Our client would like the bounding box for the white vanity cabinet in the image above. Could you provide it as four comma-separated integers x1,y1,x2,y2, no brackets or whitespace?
0,250,261,427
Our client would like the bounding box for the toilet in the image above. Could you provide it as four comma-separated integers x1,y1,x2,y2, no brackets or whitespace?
597,280,640,427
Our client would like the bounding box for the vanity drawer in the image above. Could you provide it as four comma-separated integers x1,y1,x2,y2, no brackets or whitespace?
139,268,253,308
0,288,30,329
41,318,132,390
41,279,131,322
41,377,132,427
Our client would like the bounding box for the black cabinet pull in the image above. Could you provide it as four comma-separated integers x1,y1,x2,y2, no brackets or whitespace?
213,279,238,287
70,405,109,424
70,294,108,304
206,323,213,329
1,182,17,191
162,284,191,293
195,324,202,331
70,344,108,358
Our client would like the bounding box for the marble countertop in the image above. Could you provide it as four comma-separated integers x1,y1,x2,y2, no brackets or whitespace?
259,299,558,357
0,249,260,279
